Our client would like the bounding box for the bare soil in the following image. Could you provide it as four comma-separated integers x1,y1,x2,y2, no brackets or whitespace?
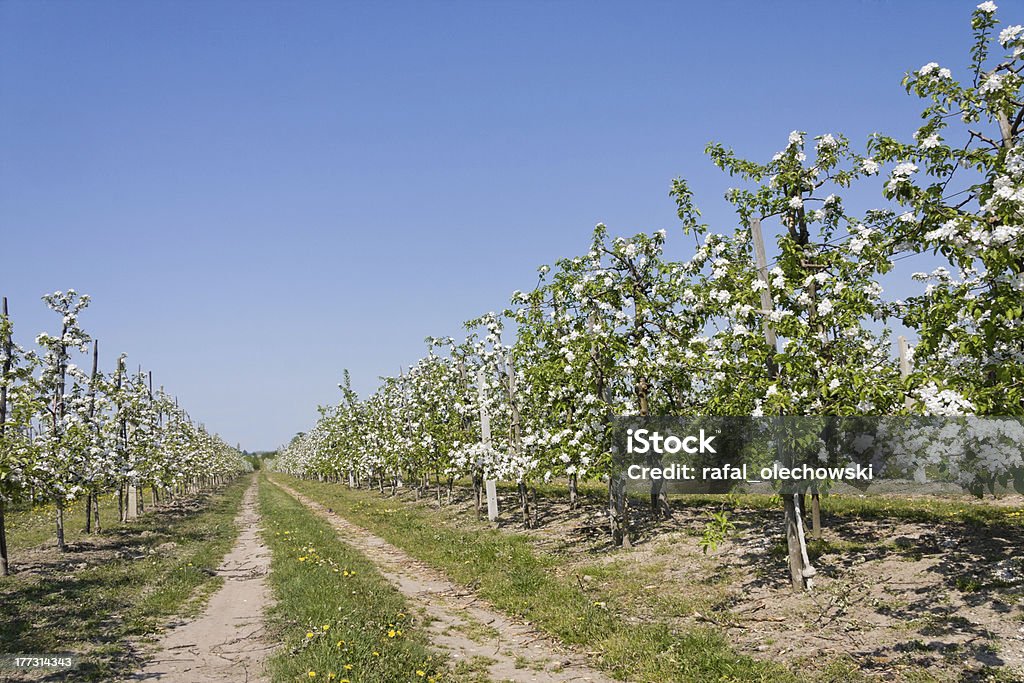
270,478,613,683
126,478,274,682
465,489,1024,682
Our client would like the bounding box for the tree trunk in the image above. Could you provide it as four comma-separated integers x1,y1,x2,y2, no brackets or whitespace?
609,475,631,548
518,481,531,528
92,490,101,533
473,470,483,520
811,492,822,540
568,473,578,510
0,499,9,575
56,501,66,552
636,378,670,519
530,486,538,528
648,458,672,520
85,493,93,533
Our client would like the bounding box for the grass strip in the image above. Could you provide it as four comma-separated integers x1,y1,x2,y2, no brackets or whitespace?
272,473,796,683
259,476,448,683
5,491,128,554
0,475,251,681
482,478,1024,527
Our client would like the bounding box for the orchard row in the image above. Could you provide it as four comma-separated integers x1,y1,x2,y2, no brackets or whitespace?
285,3,1020,589
0,291,251,575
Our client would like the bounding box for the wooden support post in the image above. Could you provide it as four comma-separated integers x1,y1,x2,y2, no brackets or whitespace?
127,485,138,520
477,369,499,523
898,335,913,408
810,488,822,540
898,335,924,483
750,218,778,354
750,218,815,591
0,297,11,575
85,340,99,533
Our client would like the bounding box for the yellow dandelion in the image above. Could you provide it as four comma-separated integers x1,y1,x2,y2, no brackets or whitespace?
306,632,314,638
322,624,330,631
387,629,396,638
416,670,425,677
343,664,353,671
308,672,316,678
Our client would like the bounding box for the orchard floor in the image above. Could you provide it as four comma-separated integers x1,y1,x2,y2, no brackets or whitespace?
268,476,613,683
127,477,274,682
294,478,1024,683
536,499,1024,682
0,478,250,682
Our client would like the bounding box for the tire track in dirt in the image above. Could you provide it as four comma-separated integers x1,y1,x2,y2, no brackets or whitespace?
269,477,615,683
126,477,274,682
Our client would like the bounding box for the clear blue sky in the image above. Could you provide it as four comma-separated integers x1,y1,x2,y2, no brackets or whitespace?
1,1,1013,450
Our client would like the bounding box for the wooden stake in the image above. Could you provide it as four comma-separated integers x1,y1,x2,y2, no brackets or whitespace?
85,340,99,533
0,298,12,575
750,218,815,591
898,335,913,410
898,335,925,483
750,218,778,353
477,369,499,523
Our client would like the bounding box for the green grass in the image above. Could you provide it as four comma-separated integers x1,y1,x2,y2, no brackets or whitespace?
4,490,129,554
259,477,447,683
0,476,250,682
425,475,1024,528
272,473,797,683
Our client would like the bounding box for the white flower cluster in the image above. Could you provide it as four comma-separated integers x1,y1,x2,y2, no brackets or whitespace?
885,162,918,192
920,62,953,80
913,382,976,416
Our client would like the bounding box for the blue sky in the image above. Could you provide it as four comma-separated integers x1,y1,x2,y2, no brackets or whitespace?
1,1,1014,450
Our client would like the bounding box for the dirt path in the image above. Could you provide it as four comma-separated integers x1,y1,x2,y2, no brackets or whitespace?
127,477,274,682
269,478,614,683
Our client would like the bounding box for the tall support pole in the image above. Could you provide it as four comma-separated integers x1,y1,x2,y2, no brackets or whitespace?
0,298,12,575
898,335,925,483
477,369,499,523
750,218,815,591
898,336,913,406
85,340,99,533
